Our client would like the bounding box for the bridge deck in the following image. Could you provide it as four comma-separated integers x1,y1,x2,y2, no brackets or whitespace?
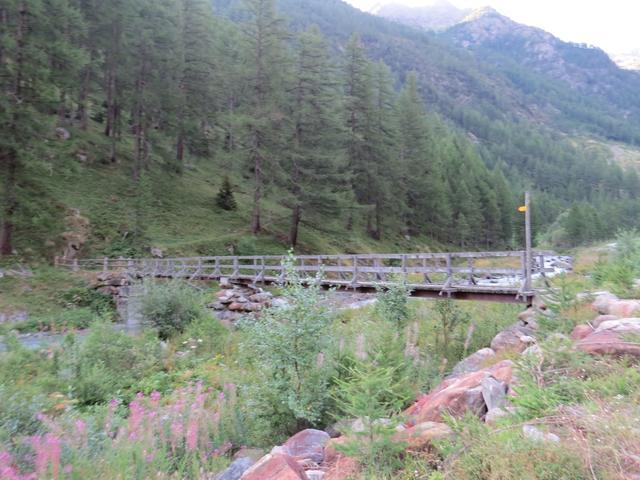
57,250,554,304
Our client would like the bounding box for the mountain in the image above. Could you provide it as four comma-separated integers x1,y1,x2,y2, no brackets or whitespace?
445,7,640,99
374,1,470,31
211,0,640,238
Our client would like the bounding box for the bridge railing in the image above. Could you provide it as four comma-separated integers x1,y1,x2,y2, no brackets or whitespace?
55,251,554,294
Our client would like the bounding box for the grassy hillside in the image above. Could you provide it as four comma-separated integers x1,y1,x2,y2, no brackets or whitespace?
22,123,437,261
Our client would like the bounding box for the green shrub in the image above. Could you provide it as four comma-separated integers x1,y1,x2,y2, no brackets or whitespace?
66,323,162,404
375,279,411,328
239,254,335,444
58,285,116,318
433,300,470,363
140,280,206,339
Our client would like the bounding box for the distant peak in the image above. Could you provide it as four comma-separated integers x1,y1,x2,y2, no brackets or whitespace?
463,6,501,22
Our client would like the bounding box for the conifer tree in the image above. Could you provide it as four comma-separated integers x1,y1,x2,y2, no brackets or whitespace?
283,26,344,247
216,176,237,211
175,0,217,166
241,0,289,234
0,0,87,255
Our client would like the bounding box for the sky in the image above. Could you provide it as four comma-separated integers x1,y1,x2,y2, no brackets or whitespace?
344,0,639,54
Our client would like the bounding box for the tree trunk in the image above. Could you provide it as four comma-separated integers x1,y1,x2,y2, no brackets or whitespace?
251,150,262,234
0,152,17,256
1,2,27,256
78,62,91,130
176,129,185,166
289,205,301,247
373,201,382,240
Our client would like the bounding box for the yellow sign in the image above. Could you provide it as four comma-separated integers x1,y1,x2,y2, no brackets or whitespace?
518,206,527,212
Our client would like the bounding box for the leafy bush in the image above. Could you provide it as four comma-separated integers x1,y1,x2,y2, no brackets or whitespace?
66,323,162,405
433,300,471,363
240,254,335,444
375,279,411,327
58,285,115,318
593,229,640,296
140,280,206,339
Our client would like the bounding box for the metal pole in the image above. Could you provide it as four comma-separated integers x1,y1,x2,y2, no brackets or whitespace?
525,191,532,293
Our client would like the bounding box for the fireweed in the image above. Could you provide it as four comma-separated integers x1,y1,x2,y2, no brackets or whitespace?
0,383,237,478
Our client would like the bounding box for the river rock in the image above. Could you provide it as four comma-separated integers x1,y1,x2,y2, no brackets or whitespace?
240,453,308,480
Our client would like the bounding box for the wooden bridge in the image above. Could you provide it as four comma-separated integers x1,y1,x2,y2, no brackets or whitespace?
56,250,556,304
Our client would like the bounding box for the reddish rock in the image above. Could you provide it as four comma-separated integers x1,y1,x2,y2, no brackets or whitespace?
240,453,308,480
393,421,453,449
596,317,640,333
577,330,640,357
282,429,330,464
323,437,350,465
594,298,640,317
571,324,594,341
404,360,514,425
324,455,359,480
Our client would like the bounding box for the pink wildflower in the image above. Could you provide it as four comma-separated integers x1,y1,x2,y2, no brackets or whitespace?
170,421,183,452
127,401,145,440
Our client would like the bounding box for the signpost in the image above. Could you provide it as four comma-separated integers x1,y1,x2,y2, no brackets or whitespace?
522,192,532,293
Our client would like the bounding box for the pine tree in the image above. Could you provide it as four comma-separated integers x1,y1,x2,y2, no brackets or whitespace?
241,0,289,234
283,26,344,247
175,0,217,167
216,176,237,211
0,0,87,255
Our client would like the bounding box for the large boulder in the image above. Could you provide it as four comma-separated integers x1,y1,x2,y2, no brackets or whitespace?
595,317,640,334
282,429,330,464
449,347,496,378
323,437,359,480
240,453,308,480
404,360,514,425
592,293,640,317
570,324,594,341
216,457,254,480
576,330,640,357
592,292,619,314
490,323,536,353
481,376,508,411
592,314,619,328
